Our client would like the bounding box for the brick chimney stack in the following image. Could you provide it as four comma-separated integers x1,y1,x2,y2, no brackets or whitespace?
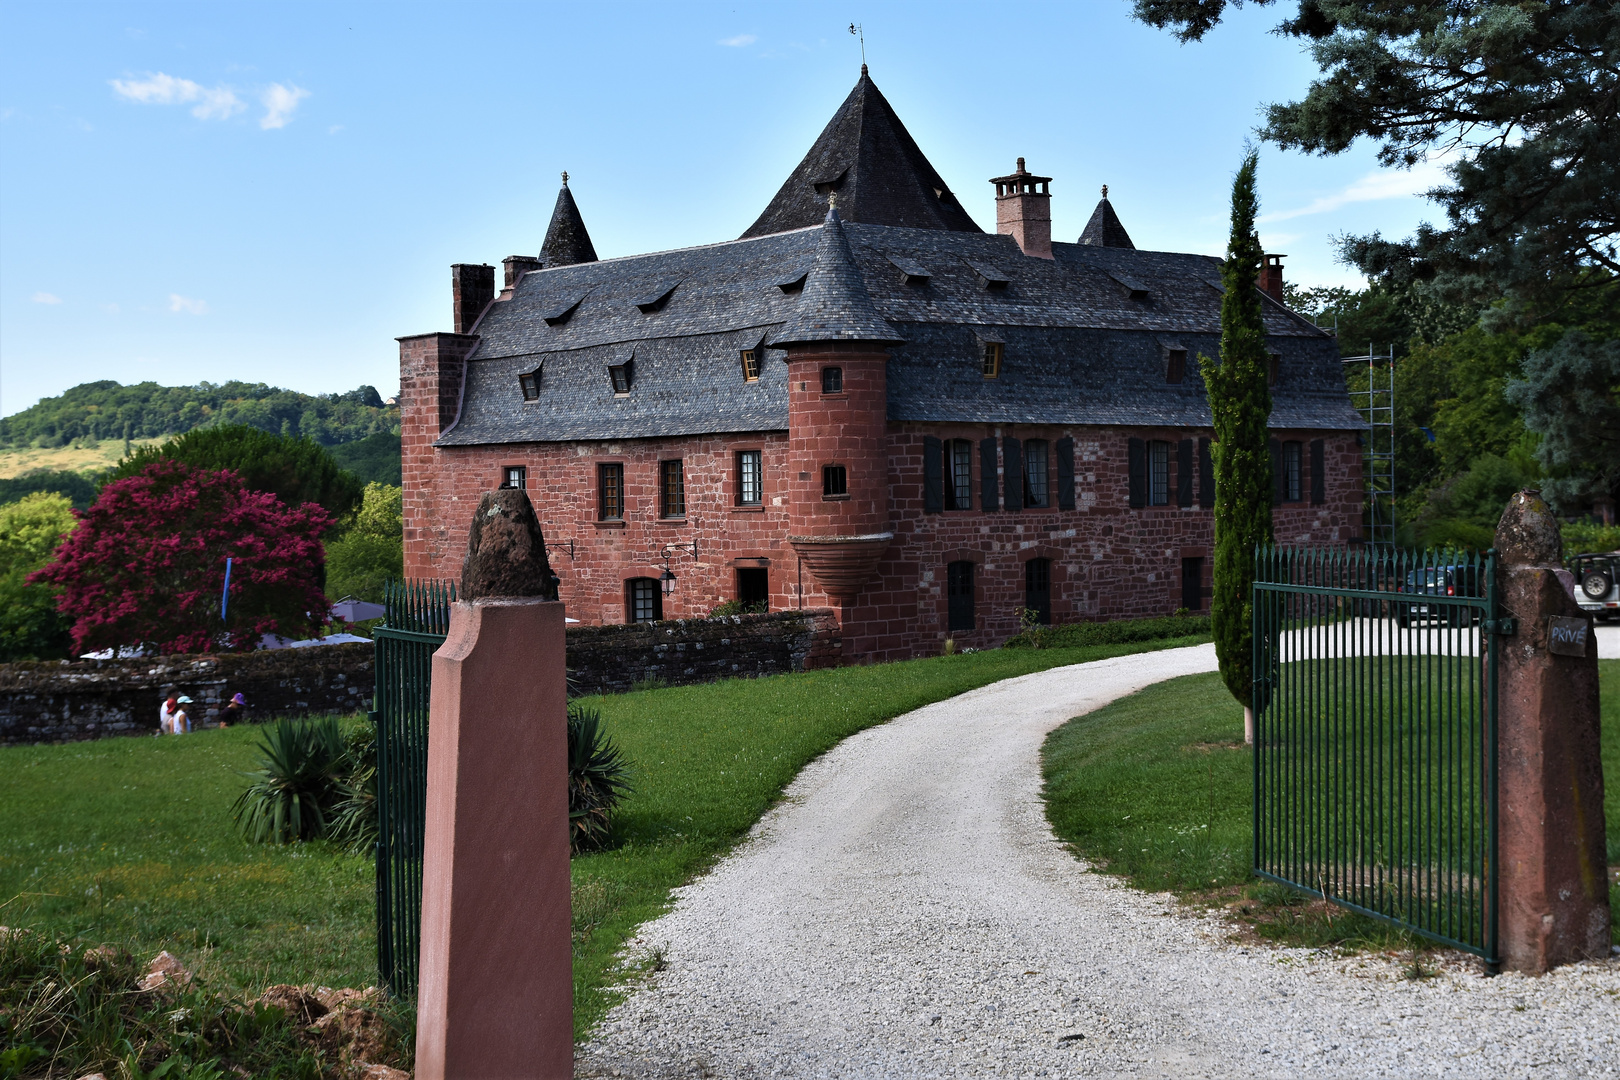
1259,253,1286,304
503,255,541,291
990,158,1053,260
451,263,495,334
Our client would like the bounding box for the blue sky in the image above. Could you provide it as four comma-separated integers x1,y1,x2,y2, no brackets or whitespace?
0,1,1448,418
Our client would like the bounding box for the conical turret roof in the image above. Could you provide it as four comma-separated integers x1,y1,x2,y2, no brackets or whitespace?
541,176,599,267
770,206,903,347
1079,192,1135,249
742,68,982,238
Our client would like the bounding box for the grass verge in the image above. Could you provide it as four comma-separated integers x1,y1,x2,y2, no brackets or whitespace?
1041,659,1620,956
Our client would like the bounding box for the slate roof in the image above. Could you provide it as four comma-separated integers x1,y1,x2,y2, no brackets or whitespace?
437,71,1363,447
541,178,598,267
1079,194,1134,248
771,207,903,347
740,68,983,238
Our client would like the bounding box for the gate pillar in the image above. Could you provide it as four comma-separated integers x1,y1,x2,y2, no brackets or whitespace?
1495,489,1611,973
416,489,571,1078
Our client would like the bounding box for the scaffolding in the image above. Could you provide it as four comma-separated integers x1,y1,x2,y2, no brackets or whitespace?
1341,345,1396,551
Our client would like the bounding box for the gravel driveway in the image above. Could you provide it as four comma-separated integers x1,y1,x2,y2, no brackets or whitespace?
577,644,1620,1079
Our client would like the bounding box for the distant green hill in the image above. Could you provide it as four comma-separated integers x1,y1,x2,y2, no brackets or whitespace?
0,380,399,450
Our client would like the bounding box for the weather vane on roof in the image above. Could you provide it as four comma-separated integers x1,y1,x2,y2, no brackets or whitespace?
562,171,569,186
1101,184,1108,199
849,23,865,68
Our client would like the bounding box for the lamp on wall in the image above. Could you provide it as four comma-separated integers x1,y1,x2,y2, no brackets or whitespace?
660,567,676,596
658,539,699,596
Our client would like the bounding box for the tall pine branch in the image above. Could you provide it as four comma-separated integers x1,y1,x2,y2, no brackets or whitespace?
1200,148,1273,740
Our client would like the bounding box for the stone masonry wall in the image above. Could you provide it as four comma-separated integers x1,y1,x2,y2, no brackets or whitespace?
0,644,373,745
406,421,1361,664
566,608,841,696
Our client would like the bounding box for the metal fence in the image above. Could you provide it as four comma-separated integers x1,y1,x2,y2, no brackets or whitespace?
373,578,455,996
1252,545,1501,964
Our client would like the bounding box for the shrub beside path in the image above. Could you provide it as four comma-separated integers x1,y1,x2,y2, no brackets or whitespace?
576,643,1619,1079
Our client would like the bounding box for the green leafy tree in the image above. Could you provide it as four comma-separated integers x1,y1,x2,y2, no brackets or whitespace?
1505,330,1620,513
1133,1,1619,312
0,470,99,511
328,431,402,487
102,425,362,520
325,483,403,603
1201,149,1274,737
0,493,77,660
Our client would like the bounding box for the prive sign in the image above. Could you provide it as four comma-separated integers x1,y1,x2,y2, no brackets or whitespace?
1546,615,1591,657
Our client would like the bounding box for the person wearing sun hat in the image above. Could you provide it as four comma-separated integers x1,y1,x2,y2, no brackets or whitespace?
170,695,194,734
221,692,248,726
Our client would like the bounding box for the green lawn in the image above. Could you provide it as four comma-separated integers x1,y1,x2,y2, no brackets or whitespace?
1042,658,1620,952
0,632,1210,1043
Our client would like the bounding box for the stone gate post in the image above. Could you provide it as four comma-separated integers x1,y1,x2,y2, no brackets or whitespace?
416,489,572,1078
1494,489,1611,973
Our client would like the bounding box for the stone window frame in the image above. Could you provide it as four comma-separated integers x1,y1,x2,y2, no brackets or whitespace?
821,463,849,500
735,449,764,507
500,465,527,491
598,462,626,521
820,366,844,394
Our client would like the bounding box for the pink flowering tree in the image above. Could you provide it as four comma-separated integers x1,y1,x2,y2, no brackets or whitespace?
33,459,333,656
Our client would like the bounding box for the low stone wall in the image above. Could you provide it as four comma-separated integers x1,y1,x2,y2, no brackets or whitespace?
0,644,373,745
565,608,841,696
0,609,843,745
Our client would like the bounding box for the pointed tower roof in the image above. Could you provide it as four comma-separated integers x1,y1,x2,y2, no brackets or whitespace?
742,68,982,238
541,173,599,267
1079,186,1135,248
770,205,903,347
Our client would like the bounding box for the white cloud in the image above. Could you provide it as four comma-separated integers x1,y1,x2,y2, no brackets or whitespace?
259,83,310,129
110,72,243,121
1259,161,1450,224
31,292,62,305
327,124,344,135
718,34,757,46
168,294,209,315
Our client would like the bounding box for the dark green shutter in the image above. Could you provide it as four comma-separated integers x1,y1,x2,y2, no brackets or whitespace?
1269,438,1284,505
1198,438,1214,509
923,436,943,513
980,438,998,512
1003,437,1023,511
1176,439,1194,507
1056,436,1075,510
1127,437,1145,509
1309,439,1325,505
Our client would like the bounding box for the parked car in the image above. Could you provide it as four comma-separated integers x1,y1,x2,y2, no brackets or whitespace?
1571,551,1620,621
1395,564,1482,628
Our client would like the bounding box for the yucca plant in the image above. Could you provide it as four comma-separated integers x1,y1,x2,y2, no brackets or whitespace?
231,717,346,844
567,704,632,853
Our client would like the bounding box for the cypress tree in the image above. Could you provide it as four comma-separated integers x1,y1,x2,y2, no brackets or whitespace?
1199,149,1273,741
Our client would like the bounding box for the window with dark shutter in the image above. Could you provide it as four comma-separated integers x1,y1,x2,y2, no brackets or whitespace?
661,460,685,518
1269,438,1284,504
1056,437,1075,510
1024,439,1049,508
946,439,972,510
1002,437,1023,511
1177,439,1194,507
1309,439,1326,505
1198,438,1215,509
1127,438,1146,509
947,561,975,632
1148,441,1171,505
1282,441,1303,502
923,436,944,513
1024,558,1051,625
980,438,999,512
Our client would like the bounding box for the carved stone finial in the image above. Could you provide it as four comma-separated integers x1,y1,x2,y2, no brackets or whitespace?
561,170,569,186
828,191,838,210
1496,488,1563,567
461,488,557,600
1101,184,1109,199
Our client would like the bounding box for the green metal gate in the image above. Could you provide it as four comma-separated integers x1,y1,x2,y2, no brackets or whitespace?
373,578,455,996
1252,546,1501,965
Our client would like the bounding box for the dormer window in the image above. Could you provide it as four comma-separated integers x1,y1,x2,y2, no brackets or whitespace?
982,341,1004,379
518,366,542,401
741,348,762,382
966,261,1010,290
887,255,931,286
634,280,678,313
1268,351,1281,386
1109,271,1150,301
608,359,633,395
1165,349,1187,384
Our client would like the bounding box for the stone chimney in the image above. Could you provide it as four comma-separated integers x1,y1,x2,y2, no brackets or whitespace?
451,263,495,334
1259,253,1286,304
503,255,541,291
989,158,1053,260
